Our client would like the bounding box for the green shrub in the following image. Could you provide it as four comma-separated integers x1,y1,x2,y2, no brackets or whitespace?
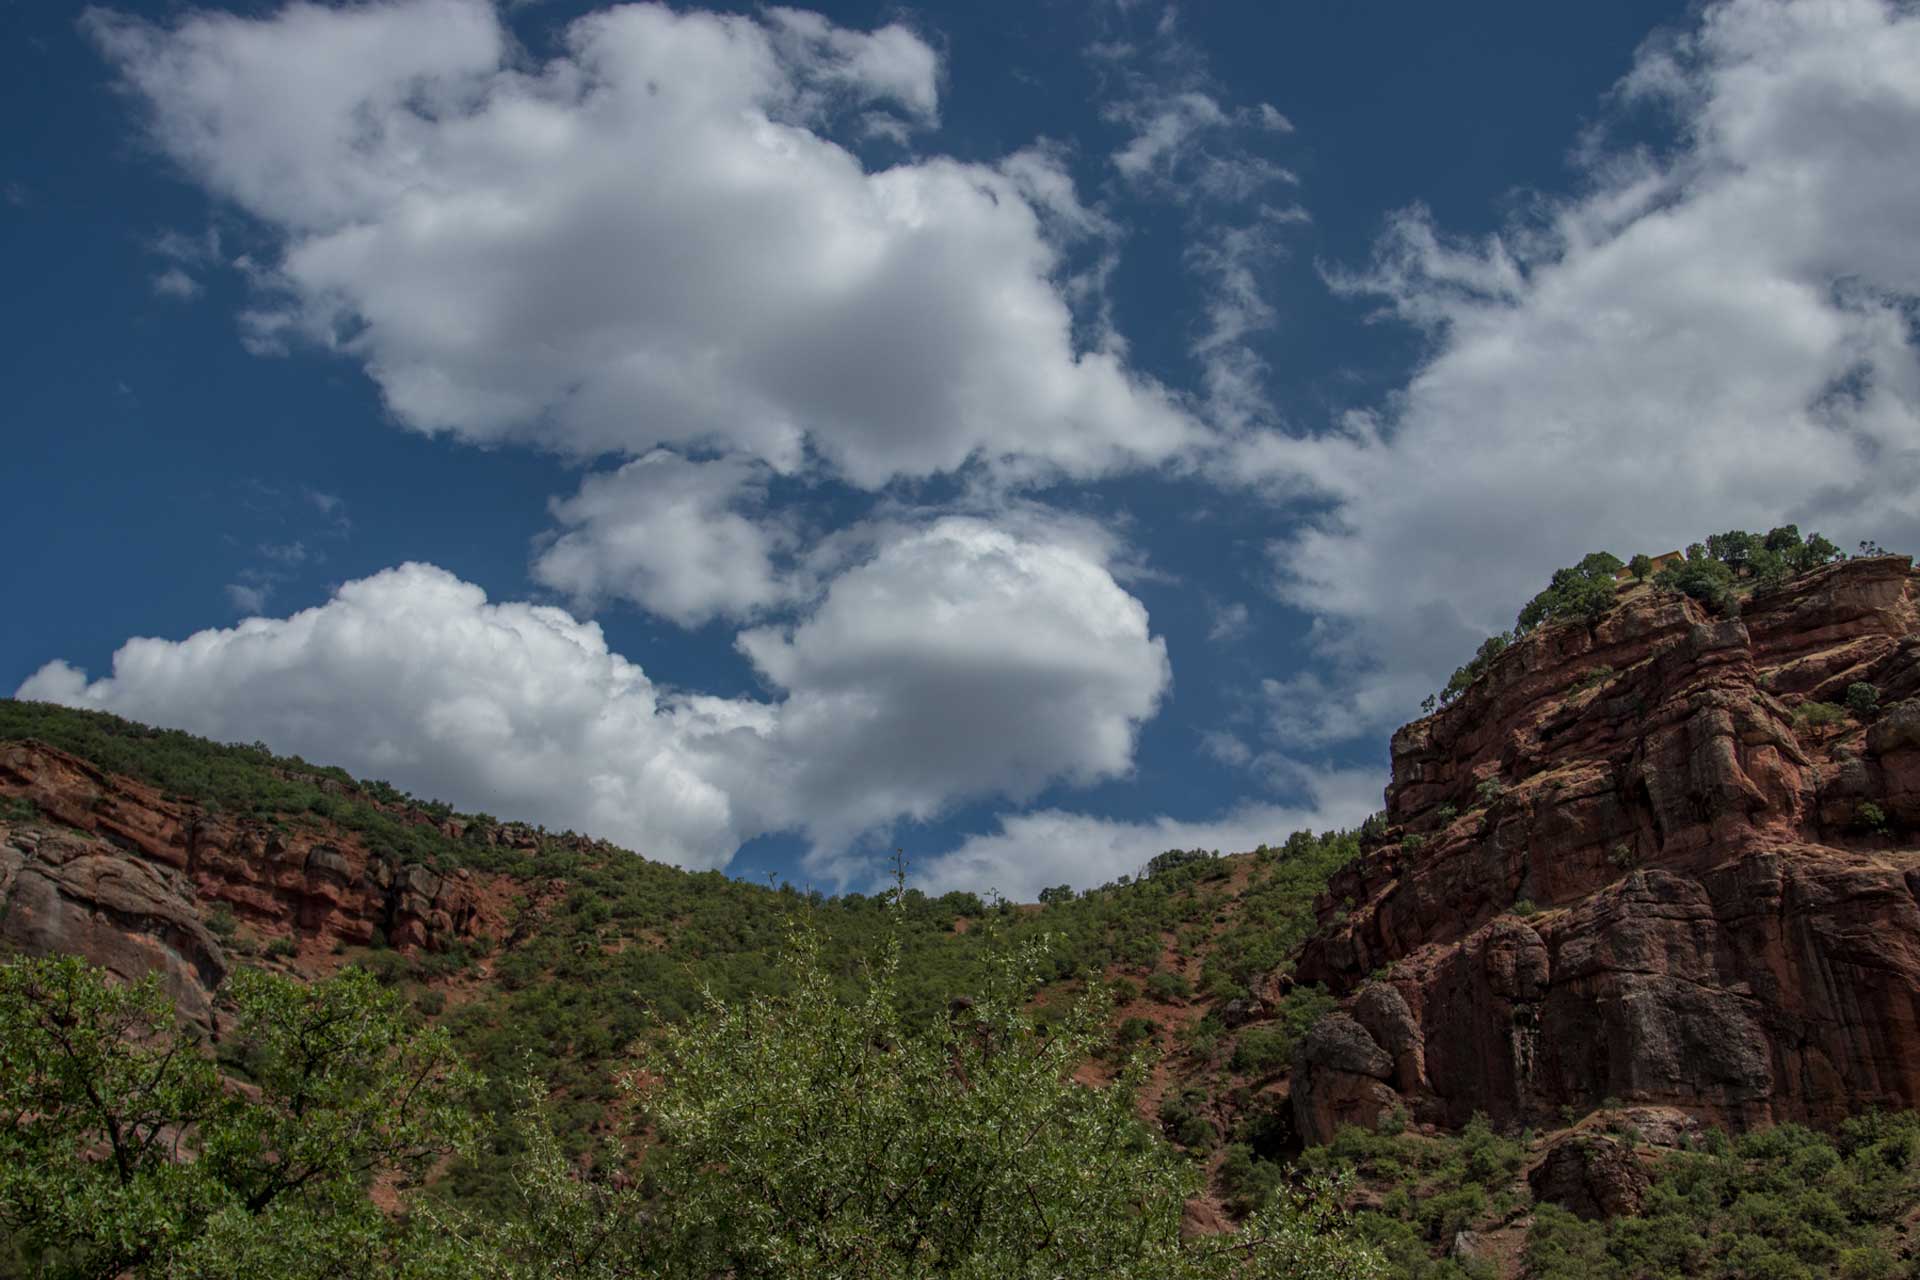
2,938,1384,1280
1522,1115,1920,1280
1218,1141,1286,1217
1517,552,1625,634
1574,665,1615,692
1795,701,1848,729
1847,682,1881,718
1417,1185,1485,1242
1182,1014,1224,1061
1157,1088,1216,1152
1656,549,1738,615
1145,970,1191,1002
1229,1024,1293,1077
358,950,412,986
1439,632,1515,705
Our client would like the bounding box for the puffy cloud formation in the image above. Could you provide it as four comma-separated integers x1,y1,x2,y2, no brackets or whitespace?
532,452,797,626
912,766,1383,903
728,517,1170,863
20,564,746,867
89,0,1197,488
20,520,1171,878
1244,0,1920,748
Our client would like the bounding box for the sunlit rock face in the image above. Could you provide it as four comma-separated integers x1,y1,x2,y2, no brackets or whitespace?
1294,557,1920,1143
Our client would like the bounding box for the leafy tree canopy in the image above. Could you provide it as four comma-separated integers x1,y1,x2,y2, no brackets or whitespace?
0,957,476,1280
1515,552,1624,636
0,938,1383,1280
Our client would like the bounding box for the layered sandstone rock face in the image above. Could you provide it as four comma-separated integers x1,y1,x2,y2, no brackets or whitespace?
0,742,498,1022
1293,557,1920,1144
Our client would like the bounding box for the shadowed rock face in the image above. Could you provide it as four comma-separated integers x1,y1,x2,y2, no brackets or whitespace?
0,741,500,1021
0,829,228,1031
1529,1133,1650,1220
1294,557,1920,1144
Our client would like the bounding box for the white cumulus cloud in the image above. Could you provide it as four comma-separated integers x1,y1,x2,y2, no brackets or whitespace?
89,0,1198,488
20,518,1172,881
728,516,1171,864
533,452,798,627
20,563,747,868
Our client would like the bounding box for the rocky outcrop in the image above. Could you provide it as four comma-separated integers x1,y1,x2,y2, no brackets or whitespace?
1,826,227,1030
1292,1012,1399,1141
1294,557,1920,1142
0,741,505,1016
1528,1133,1650,1220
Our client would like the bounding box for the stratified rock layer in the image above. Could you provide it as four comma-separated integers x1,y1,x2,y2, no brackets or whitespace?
1294,557,1920,1143
0,741,502,1020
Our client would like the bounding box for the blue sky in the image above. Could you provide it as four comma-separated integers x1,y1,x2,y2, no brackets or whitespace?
6,0,1919,897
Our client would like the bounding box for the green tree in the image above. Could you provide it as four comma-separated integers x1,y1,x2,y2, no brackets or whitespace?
1847,683,1881,719
0,956,478,1279
1439,631,1513,705
1655,548,1737,614
1706,530,1758,571
1628,553,1653,581
1515,552,1623,635
613,923,1378,1279
1796,533,1842,572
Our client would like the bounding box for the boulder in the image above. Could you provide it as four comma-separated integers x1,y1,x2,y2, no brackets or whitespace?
1529,1134,1651,1220
1,830,227,1032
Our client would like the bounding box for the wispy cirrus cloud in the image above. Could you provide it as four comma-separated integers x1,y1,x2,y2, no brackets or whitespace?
1087,3,1307,432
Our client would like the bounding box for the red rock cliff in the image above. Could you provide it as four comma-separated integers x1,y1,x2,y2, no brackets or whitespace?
1292,556,1920,1143
0,741,505,1025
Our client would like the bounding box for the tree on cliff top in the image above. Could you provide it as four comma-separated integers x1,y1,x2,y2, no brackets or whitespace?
1425,523,1866,712
1515,552,1624,636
